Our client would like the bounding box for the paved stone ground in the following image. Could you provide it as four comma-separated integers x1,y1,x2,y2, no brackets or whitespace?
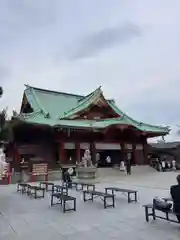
0,168,180,240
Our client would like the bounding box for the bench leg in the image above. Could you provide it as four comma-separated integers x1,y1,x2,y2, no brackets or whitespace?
128,193,130,203
83,191,86,201
145,207,149,222
112,195,115,208
104,196,115,208
34,190,37,199
51,195,54,206
63,200,66,213
135,192,137,202
104,197,107,209
152,208,156,220
74,199,76,211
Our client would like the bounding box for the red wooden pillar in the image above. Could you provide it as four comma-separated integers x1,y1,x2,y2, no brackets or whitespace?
90,142,96,165
132,143,136,165
120,142,126,162
31,172,36,182
59,141,65,164
14,144,20,164
7,164,11,184
75,142,81,163
143,138,148,165
13,144,20,183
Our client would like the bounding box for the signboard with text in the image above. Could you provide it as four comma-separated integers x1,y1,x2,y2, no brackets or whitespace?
32,163,48,176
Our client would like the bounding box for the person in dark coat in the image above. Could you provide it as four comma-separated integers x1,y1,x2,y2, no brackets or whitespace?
63,169,72,188
170,174,180,222
126,158,131,175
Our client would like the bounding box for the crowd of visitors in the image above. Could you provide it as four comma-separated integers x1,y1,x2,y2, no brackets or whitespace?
151,158,177,172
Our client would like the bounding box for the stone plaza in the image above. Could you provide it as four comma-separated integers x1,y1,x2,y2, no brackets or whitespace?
0,167,180,240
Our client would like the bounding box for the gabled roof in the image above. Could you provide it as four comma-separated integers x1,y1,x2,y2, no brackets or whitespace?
23,85,83,118
61,86,114,119
18,85,170,136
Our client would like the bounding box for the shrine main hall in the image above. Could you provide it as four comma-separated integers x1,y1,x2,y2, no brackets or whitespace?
7,85,169,174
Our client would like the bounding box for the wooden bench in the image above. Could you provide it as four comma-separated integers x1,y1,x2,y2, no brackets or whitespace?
83,190,115,208
75,182,95,191
39,181,54,192
105,187,138,203
51,193,76,212
28,185,45,199
52,185,68,195
143,204,180,224
17,183,29,194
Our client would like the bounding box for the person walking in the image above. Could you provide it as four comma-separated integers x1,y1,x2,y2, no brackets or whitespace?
172,159,176,171
161,160,165,172
126,158,131,175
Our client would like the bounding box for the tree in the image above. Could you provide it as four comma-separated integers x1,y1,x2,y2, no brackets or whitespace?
0,109,7,129
0,86,3,97
0,108,13,142
0,87,6,130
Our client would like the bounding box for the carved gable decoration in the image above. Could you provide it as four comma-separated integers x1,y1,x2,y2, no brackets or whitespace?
75,93,119,120
93,94,107,107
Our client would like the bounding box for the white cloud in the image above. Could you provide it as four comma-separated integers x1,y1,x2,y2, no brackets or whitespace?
0,0,180,141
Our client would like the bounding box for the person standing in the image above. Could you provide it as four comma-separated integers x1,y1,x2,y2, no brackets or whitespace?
126,158,131,175
170,175,180,222
161,160,165,172
172,159,176,171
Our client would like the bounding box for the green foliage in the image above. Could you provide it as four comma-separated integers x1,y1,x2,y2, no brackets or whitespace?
0,108,12,142
0,87,11,142
0,86,3,97
0,109,7,129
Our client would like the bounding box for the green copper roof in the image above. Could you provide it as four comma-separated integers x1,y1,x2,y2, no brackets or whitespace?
16,111,127,129
62,87,103,119
24,85,83,118
20,85,170,135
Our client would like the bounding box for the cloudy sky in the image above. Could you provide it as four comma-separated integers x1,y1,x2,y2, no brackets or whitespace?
0,0,180,141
